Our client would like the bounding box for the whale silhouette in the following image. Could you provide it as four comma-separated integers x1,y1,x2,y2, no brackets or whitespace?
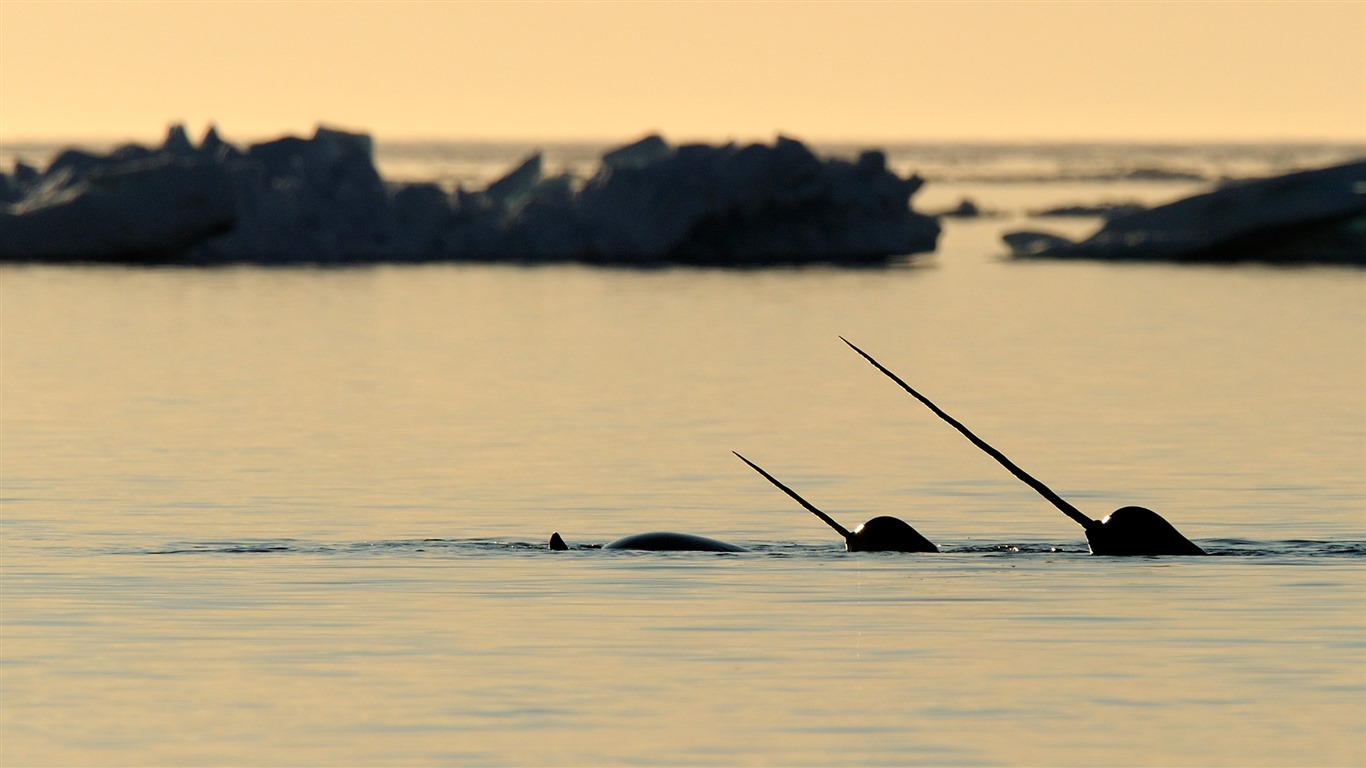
548,530,747,552
733,451,938,553
840,337,1205,556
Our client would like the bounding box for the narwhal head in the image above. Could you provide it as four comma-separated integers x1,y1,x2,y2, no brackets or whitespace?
1084,506,1205,556
846,515,939,553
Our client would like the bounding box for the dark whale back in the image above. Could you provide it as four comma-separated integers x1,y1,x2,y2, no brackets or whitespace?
1086,506,1205,556
847,516,939,553
602,531,748,552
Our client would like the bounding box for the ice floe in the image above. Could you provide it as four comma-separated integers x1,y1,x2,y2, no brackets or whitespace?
0,125,940,266
1005,160,1366,264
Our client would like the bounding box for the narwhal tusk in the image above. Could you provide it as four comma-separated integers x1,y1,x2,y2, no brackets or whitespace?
733,451,853,540
839,336,1098,532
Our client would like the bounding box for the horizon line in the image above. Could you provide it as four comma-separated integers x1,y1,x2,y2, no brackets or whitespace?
3,127,1364,149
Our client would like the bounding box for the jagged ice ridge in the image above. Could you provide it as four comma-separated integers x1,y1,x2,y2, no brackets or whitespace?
0,125,941,266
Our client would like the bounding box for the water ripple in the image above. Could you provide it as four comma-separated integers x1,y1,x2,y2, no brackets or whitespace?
126,538,1366,560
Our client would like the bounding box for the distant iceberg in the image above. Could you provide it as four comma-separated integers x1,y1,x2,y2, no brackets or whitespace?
1004,160,1366,264
0,125,940,266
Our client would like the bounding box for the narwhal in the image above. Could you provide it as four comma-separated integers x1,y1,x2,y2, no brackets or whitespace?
840,337,1205,556
547,448,939,554
548,530,747,552
733,451,938,552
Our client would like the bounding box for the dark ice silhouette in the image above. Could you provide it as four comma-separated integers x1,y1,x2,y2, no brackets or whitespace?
1,124,939,266
1005,160,1366,264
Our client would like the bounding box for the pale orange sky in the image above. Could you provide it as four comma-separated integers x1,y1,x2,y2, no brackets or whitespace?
0,0,1362,144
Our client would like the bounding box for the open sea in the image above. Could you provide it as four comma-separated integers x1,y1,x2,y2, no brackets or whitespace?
2,139,1364,766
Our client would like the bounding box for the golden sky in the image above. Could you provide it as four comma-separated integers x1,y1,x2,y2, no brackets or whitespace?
1,0,1362,144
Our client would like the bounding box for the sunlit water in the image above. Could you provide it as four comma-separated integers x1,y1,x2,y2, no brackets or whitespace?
3,144,1365,766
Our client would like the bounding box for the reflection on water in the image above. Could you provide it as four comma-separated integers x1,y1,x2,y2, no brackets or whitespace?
2,217,1364,764
121,538,1366,559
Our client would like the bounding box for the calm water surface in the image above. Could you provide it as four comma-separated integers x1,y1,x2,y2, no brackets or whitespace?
3,167,1365,765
